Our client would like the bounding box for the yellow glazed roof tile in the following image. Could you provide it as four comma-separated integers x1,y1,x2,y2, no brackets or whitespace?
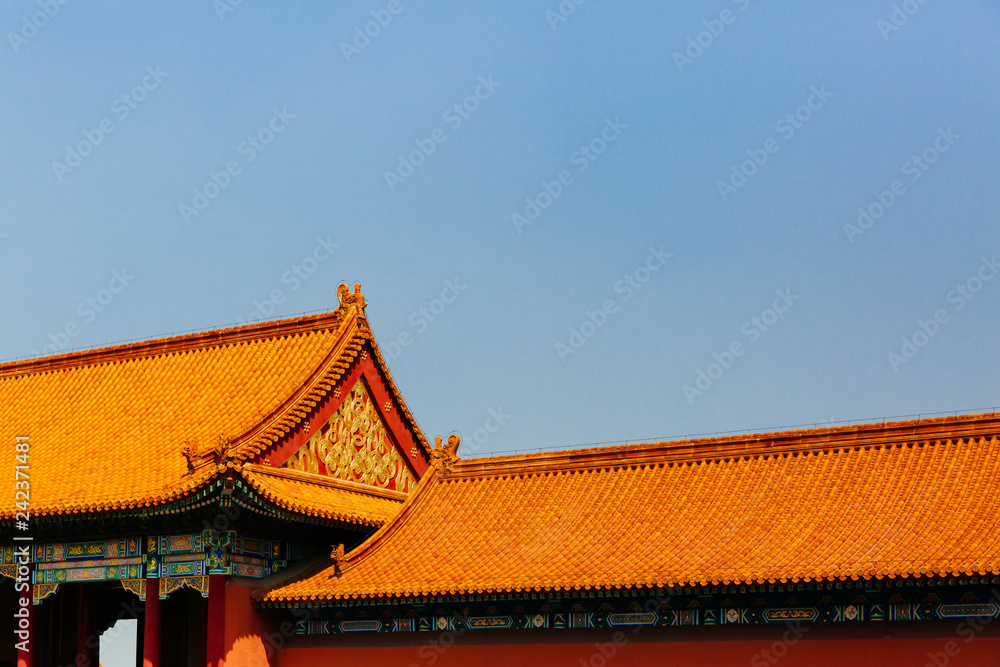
241,464,405,527
1,285,424,524
260,413,1000,602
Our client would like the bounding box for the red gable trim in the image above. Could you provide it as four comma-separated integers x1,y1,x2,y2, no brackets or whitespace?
257,343,429,479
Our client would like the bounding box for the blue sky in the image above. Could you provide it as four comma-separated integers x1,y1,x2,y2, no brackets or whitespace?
2,0,999,469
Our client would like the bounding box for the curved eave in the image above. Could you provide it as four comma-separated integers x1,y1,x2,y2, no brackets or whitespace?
1,471,396,532
257,570,1000,607
0,467,221,523
239,464,406,528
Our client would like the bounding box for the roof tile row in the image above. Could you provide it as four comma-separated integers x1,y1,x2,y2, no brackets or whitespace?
261,416,1000,602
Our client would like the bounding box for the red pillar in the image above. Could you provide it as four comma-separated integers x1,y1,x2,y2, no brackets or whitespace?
206,574,226,667
143,578,161,667
76,585,98,667
15,576,32,667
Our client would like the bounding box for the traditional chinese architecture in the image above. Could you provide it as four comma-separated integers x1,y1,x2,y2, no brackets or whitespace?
3,284,1000,666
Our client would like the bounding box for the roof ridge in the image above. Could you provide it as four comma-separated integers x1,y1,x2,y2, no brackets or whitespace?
0,308,349,379
258,429,1000,604
0,282,435,527
223,310,365,465
450,412,1000,478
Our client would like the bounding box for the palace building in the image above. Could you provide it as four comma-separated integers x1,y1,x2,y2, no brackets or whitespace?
3,284,1000,666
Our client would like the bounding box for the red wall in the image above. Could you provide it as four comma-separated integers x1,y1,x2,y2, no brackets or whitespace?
222,578,288,667
277,621,1000,667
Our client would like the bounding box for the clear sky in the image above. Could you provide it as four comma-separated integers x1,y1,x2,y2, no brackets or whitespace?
2,0,999,473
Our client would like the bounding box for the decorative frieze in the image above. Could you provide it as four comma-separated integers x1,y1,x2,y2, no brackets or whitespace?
290,586,1000,635
0,530,302,603
35,557,142,584
121,579,147,601
33,538,141,563
160,575,210,599
33,583,60,604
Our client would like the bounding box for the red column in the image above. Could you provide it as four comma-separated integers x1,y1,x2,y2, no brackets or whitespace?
143,578,161,667
76,585,98,667
206,574,226,667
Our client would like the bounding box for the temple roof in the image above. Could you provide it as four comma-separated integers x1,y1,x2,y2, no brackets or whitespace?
0,284,428,526
258,412,1000,603
240,465,406,527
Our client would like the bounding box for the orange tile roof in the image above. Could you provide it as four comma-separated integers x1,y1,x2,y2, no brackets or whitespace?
259,412,1000,603
0,284,428,523
241,464,405,527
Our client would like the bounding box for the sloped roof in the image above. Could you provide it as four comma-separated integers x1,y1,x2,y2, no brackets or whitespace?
259,412,1000,603
0,284,426,524
241,465,405,527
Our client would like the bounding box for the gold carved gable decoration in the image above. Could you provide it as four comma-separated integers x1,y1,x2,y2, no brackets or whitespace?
282,379,415,492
